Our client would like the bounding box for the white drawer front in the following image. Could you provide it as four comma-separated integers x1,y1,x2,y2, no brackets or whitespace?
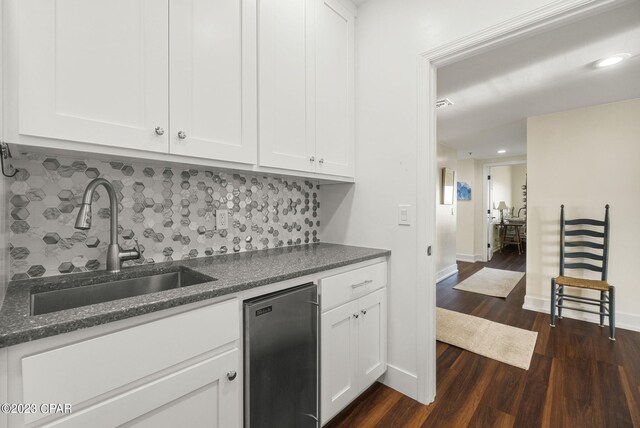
320,262,387,312
22,299,239,423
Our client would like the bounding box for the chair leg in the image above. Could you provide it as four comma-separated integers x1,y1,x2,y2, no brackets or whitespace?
599,291,605,327
558,285,564,319
550,278,557,327
609,286,615,341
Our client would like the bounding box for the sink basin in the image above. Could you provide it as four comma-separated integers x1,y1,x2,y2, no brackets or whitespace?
31,267,216,316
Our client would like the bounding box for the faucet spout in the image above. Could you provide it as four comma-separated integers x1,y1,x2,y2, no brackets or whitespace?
74,178,140,273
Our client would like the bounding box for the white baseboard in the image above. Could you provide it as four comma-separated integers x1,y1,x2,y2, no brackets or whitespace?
456,253,485,263
523,295,640,333
436,264,458,283
381,364,418,400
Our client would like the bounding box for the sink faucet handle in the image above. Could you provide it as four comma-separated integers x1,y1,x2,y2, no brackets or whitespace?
119,237,142,262
133,237,142,255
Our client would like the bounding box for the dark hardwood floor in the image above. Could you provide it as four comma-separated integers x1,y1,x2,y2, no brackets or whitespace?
326,247,640,427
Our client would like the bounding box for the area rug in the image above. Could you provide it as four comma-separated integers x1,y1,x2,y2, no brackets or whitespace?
453,267,524,298
436,307,537,370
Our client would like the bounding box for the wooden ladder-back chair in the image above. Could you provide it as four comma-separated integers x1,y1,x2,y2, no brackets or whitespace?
550,204,615,340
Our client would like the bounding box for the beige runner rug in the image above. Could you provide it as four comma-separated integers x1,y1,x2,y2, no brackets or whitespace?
453,267,524,298
436,307,537,370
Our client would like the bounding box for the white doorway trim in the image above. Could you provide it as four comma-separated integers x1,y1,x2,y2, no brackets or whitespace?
483,160,527,262
414,0,625,405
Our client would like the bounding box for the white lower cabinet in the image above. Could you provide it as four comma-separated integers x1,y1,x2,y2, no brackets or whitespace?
6,299,241,428
320,263,387,425
46,349,239,428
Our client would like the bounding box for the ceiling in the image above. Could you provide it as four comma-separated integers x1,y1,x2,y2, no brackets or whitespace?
436,2,640,159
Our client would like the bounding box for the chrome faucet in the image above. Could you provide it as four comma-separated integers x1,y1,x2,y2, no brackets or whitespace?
74,178,141,273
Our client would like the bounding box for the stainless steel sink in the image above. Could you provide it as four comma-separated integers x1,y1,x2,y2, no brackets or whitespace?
31,267,216,316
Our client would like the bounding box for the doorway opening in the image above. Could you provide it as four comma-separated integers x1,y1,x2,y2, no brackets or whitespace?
485,161,527,262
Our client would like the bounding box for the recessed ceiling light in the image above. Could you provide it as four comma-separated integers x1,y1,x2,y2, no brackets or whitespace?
595,53,630,68
497,149,506,154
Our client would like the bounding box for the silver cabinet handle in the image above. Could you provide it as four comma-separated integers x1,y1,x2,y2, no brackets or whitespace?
318,158,324,164
309,156,315,162
178,130,187,139
353,313,359,319
154,126,165,136
227,371,237,381
361,309,367,315
351,279,373,289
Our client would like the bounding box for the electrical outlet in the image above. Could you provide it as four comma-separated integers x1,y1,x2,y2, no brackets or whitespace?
216,209,228,230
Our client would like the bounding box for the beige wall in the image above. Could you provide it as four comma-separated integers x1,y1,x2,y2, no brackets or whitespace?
511,164,527,217
455,159,475,258
525,98,640,331
455,155,526,261
491,165,512,216
436,145,457,280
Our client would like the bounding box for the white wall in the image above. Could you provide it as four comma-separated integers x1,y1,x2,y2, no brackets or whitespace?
321,0,570,401
525,98,640,331
436,145,457,281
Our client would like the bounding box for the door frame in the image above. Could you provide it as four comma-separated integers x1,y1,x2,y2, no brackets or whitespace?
483,160,527,261
415,0,625,404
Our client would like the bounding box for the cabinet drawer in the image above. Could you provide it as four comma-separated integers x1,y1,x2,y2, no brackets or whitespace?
21,299,239,424
320,262,387,311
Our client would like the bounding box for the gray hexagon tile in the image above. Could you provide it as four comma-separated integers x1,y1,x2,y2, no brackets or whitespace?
7,152,321,278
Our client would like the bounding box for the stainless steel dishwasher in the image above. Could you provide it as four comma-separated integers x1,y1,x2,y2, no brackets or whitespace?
244,283,319,428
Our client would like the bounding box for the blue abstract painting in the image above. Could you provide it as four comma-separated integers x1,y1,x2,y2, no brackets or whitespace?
457,182,471,201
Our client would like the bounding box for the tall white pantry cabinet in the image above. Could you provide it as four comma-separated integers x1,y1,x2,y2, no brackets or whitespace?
2,0,355,180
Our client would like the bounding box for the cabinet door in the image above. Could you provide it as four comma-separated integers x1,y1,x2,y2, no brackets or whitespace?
357,288,387,390
42,349,240,428
169,0,257,164
321,300,359,425
258,0,316,172
15,0,169,153
315,0,355,177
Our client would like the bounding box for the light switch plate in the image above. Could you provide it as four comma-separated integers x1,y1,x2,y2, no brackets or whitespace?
398,205,411,226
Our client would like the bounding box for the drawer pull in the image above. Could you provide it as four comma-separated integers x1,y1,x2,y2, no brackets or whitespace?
361,309,367,315
351,279,373,289
227,371,237,381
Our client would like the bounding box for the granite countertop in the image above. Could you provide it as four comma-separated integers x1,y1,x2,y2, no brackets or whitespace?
0,243,390,348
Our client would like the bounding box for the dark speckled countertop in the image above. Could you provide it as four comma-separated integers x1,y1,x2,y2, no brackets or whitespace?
0,243,389,348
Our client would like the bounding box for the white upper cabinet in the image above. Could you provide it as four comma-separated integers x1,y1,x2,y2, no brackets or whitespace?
5,0,355,180
258,0,316,172
169,0,257,164
258,0,356,178
7,0,256,164
316,0,355,177
13,0,169,153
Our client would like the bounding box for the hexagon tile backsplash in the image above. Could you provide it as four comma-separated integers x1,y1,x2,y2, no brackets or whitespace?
7,153,320,280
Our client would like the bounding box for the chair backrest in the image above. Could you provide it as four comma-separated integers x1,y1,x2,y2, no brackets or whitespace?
559,204,610,281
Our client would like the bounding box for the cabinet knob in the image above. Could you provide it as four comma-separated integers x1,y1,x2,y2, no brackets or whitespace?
227,371,237,381
178,130,187,140
353,313,359,319
154,126,165,136
309,156,315,162
361,309,367,315
318,158,324,164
